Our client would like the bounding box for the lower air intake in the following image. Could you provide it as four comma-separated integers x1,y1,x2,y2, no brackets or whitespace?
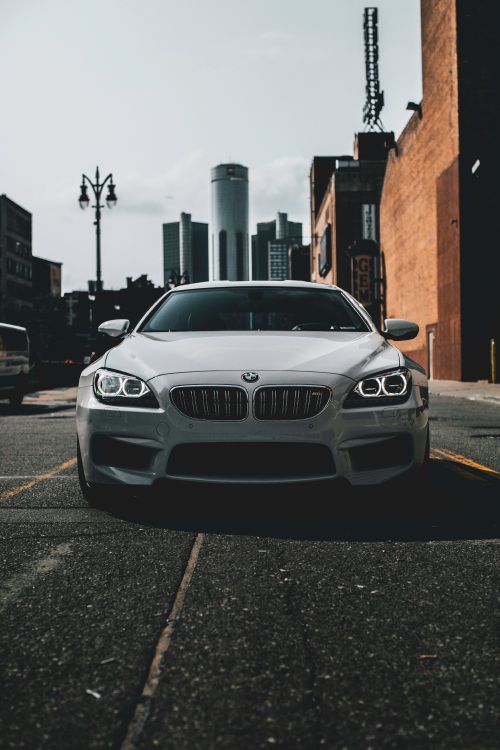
167,442,336,480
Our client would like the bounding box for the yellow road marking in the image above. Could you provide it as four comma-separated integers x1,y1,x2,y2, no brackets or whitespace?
0,457,77,503
431,447,500,479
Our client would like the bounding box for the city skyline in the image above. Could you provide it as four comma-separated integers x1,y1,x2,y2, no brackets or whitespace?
0,0,421,292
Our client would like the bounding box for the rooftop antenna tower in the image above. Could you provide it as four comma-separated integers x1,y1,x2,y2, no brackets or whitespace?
363,7,385,131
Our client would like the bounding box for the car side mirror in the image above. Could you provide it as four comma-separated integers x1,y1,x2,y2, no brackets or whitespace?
383,319,419,341
97,319,130,338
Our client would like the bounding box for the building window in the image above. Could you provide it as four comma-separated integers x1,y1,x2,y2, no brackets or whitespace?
236,232,244,279
319,225,332,277
219,230,227,279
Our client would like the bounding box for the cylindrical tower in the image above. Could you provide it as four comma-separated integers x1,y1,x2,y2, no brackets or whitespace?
179,212,193,282
210,163,249,281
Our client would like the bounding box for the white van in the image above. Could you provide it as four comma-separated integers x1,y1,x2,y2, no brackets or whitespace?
0,323,30,405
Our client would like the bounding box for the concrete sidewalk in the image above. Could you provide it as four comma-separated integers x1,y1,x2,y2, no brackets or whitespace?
24,386,78,405
430,379,500,405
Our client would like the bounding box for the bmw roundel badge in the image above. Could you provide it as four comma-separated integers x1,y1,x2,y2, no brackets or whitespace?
242,372,259,383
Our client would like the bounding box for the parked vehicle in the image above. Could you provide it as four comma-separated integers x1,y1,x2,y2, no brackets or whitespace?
0,323,30,405
76,281,429,504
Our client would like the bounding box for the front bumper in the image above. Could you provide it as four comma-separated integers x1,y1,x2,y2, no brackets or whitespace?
76,371,428,487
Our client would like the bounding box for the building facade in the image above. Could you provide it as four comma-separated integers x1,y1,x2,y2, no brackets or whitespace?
252,212,302,280
211,163,249,281
268,241,290,281
32,256,62,297
0,194,33,323
310,133,393,326
252,220,276,281
379,0,500,381
289,245,311,282
163,213,209,286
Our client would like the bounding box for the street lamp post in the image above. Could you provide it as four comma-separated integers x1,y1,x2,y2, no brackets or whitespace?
78,166,117,293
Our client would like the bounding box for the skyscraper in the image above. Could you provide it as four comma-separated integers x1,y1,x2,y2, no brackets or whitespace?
251,219,276,281
163,212,208,286
251,212,303,281
210,163,249,281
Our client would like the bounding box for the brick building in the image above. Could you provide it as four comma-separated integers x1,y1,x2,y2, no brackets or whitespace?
380,0,500,380
310,133,394,325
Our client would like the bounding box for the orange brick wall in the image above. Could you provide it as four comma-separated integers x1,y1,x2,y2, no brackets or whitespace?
311,183,335,285
380,0,459,369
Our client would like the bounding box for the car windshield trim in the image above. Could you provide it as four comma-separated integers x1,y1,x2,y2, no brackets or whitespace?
139,286,370,334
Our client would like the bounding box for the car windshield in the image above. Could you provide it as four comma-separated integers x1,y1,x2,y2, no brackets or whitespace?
141,287,369,332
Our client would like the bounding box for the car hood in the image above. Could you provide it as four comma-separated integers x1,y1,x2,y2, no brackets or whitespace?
105,330,401,382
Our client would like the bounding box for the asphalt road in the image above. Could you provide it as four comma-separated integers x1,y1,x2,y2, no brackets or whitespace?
0,394,499,750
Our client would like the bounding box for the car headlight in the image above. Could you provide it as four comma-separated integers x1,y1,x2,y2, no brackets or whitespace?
343,368,412,408
93,369,159,408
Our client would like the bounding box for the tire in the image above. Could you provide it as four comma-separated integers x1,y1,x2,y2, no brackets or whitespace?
9,390,24,406
9,378,26,406
424,423,430,462
409,425,431,487
77,438,108,507
393,426,430,489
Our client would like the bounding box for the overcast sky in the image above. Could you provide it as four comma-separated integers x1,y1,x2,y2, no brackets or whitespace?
0,0,421,292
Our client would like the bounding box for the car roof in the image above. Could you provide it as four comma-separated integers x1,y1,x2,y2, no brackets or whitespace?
169,280,341,292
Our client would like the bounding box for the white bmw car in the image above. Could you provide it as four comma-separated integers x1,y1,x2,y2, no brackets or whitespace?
76,281,429,502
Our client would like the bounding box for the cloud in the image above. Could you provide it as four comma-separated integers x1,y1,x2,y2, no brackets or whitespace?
247,31,329,63
47,150,211,221
246,29,295,60
116,150,209,218
251,156,310,230
258,31,293,41
117,199,165,215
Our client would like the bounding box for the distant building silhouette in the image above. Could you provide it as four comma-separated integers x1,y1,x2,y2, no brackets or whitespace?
33,256,62,297
251,220,275,281
0,194,33,323
289,244,311,282
64,274,165,363
211,163,249,280
251,212,302,280
163,212,208,287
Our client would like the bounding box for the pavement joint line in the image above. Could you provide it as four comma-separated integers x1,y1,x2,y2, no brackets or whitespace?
0,458,78,503
119,532,205,750
0,475,77,480
431,447,500,479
